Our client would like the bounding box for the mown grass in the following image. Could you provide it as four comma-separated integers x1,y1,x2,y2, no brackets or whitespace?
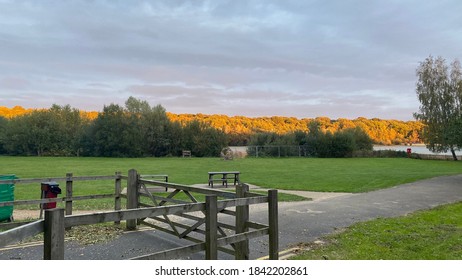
291,202,462,260
2,156,461,190
1,156,461,210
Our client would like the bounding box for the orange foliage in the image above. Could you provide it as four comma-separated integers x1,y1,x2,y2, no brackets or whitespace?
0,106,99,120
1,106,423,144
0,106,33,118
167,113,424,144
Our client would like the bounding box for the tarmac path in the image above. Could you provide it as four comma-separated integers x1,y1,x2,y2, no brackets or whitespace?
1,174,461,260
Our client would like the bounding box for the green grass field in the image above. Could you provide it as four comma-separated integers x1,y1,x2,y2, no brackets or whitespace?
1,156,461,209
2,156,461,190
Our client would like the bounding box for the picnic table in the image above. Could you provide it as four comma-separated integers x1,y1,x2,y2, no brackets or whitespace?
208,171,240,188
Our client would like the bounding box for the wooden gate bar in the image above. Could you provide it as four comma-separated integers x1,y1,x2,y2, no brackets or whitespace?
0,220,44,248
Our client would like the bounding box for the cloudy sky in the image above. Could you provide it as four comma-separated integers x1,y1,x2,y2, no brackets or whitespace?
1,0,461,120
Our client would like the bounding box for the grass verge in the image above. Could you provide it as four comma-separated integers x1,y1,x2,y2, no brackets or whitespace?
291,202,462,260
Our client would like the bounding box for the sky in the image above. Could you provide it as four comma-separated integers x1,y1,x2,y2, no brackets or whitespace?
1,0,462,121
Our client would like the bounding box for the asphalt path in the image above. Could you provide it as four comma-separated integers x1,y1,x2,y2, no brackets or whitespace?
1,174,461,260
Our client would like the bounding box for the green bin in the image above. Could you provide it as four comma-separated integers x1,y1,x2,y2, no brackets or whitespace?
0,174,16,222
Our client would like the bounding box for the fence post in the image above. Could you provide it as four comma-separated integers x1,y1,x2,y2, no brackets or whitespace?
205,195,218,260
126,169,139,230
65,173,73,230
44,208,65,260
268,189,279,260
235,184,249,260
114,171,122,225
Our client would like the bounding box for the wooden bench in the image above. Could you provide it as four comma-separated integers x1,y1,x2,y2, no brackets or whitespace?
208,171,240,188
182,150,191,157
140,174,169,191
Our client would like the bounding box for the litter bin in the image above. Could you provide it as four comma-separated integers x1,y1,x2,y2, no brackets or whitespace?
41,181,61,209
0,174,16,222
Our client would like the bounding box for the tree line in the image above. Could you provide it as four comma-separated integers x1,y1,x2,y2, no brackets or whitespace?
0,97,227,157
0,97,379,158
2,106,424,147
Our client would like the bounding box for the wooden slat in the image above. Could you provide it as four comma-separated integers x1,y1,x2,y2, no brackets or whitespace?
179,217,205,238
217,228,269,247
147,212,235,232
0,220,44,248
246,221,268,230
139,220,205,245
0,175,117,185
140,183,180,237
139,179,237,199
65,202,206,227
217,196,268,209
139,193,190,205
0,221,33,231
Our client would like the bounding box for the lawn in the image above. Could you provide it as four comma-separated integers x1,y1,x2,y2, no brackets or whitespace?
1,156,461,191
291,202,462,260
1,156,461,209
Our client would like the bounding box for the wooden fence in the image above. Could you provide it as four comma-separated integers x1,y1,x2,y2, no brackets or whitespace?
0,169,278,260
0,172,123,219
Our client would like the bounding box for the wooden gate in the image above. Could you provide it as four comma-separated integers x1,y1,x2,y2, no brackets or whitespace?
125,169,278,260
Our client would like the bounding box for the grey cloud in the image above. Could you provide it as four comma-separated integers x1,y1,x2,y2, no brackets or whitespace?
1,0,461,120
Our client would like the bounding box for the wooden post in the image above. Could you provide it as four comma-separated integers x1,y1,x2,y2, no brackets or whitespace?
65,173,73,230
235,184,249,260
114,171,122,225
268,189,279,260
205,195,218,260
65,173,73,214
126,169,139,230
44,208,65,260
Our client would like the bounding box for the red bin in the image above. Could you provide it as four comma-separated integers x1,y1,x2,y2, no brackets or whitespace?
41,182,61,209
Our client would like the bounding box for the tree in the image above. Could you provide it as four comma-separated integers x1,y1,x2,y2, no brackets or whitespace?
125,97,172,157
88,104,144,157
414,55,462,160
182,120,228,157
